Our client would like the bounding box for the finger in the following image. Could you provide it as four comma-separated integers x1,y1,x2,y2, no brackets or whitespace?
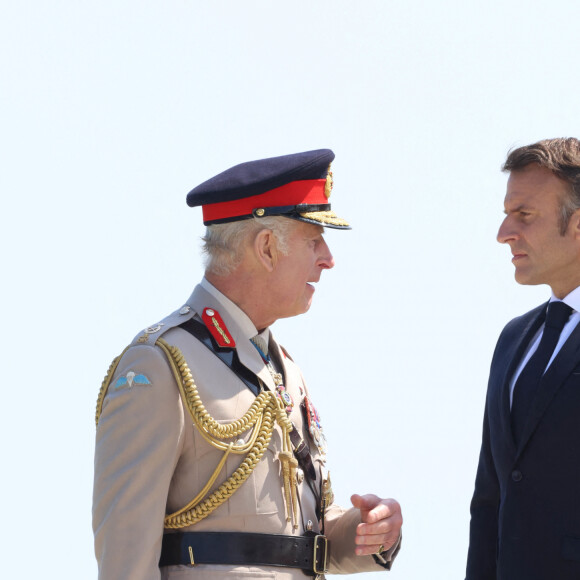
350,493,381,522
355,517,401,545
350,493,380,510
355,527,400,546
354,500,402,557
354,528,401,557
356,516,398,538
355,543,385,557
353,496,399,525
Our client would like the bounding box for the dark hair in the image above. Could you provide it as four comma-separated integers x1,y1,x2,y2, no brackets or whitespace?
502,138,580,234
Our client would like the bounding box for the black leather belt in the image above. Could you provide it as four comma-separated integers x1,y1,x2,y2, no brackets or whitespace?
159,531,329,576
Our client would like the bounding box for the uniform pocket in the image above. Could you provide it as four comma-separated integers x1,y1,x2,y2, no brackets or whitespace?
226,432,284,517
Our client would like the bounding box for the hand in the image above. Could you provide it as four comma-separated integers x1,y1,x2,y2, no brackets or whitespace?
351,493,402,556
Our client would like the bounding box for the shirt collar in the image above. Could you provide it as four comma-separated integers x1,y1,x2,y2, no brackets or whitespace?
550,285,580,313
200,277,270,343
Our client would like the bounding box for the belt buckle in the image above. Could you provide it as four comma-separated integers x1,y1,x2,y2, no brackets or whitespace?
312,534,328,576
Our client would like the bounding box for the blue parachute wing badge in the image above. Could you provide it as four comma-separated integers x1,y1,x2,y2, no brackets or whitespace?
133,374,152,386
114,371,152,389
114,376,128,389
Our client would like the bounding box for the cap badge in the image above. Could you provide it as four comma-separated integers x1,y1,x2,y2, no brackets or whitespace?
324,167,333,199
202,307,236,348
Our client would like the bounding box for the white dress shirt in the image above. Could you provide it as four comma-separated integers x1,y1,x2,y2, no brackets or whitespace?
509,285,580,406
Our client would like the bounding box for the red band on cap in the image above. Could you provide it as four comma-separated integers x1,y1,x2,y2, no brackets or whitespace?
202,179,327,222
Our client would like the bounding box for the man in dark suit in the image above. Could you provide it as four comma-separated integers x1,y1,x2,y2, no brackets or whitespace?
466,138,580,580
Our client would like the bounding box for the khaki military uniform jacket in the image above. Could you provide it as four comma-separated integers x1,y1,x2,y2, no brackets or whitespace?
93,282,394,579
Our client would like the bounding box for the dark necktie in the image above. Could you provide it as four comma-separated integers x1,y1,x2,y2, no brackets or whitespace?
511,300,573,445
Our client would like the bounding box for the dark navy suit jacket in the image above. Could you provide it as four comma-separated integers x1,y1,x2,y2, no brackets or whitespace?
466,302,580,580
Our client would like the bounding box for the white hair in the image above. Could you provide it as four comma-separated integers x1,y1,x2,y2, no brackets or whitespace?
202,216,295,276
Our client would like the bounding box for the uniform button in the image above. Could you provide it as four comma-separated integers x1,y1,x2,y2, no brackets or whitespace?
511,470,522,482
296,468,304,484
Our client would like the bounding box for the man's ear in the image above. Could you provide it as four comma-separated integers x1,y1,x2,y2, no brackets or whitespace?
254,229,278,272
571,208,580,241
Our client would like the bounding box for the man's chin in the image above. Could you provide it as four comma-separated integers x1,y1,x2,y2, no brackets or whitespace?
276,301,313,321
514,270,542,287
295,302,313,317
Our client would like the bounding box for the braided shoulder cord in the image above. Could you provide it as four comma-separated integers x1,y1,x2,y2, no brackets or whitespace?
94,340,299,529
95,347,130,427
156,338,298,529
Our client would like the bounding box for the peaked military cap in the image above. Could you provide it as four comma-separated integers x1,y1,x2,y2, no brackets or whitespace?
186,149,350,229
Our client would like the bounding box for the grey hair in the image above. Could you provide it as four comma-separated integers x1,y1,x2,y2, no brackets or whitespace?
202,216,296,276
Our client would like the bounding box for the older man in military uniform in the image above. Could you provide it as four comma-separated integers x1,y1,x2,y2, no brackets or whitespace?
93,149,402,579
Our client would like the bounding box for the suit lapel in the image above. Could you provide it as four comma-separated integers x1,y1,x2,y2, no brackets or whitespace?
517,317,580,454
496,307,546,456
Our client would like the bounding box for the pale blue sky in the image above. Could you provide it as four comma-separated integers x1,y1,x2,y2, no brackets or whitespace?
2,1,580,578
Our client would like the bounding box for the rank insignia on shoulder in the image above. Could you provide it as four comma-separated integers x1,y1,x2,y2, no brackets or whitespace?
114,371,152,389
202,307,235,348
145,323,164,334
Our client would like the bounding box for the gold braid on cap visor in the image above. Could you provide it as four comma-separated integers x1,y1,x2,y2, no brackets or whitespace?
95,339,300,530
300,210,349,227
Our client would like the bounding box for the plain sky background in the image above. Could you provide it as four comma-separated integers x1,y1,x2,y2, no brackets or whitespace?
3,1,580,578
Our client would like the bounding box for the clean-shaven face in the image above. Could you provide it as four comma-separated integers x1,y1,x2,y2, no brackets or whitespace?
497,164,580,297
270,221,335,320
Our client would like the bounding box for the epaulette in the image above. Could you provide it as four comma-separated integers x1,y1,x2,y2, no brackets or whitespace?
130,303,197,346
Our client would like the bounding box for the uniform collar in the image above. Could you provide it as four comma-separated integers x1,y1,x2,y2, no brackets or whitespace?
199,277,271,345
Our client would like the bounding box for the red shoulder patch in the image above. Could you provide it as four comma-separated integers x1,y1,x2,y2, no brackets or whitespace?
202,307,236,348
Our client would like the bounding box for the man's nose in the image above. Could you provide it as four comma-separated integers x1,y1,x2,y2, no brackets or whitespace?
319,238,335,269
497,217,518,244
